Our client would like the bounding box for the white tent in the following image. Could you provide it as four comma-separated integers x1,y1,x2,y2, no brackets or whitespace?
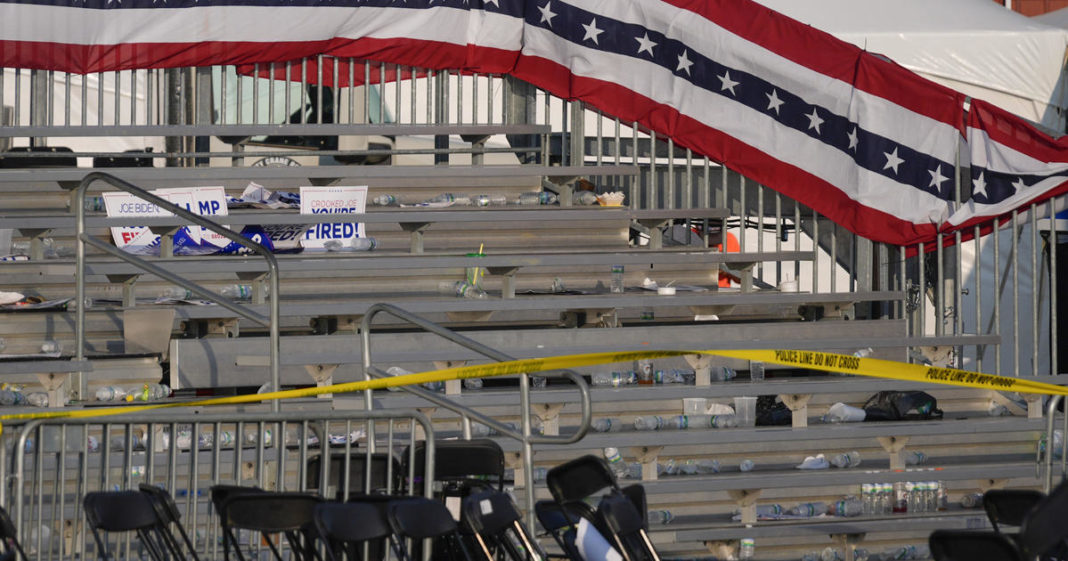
757,0,1068,132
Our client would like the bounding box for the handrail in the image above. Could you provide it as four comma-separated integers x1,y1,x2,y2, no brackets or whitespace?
359,303,593,531
74,171,282,411
1043,395,1067,492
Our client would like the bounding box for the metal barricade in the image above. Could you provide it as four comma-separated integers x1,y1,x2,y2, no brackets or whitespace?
4,409,433,560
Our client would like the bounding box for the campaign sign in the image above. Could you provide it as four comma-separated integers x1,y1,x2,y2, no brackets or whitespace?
300,186,368,250
217,224,310,255
186,186,231,251
103,187,230,256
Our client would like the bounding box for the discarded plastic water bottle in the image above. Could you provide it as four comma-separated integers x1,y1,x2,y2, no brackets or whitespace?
696,459,721,474
753,504,783,517
438,280,488,299
470,423,492,437
710,415,738,428
821,547,843,561
830,451,861,469
739,459,755,472
666,414,711,430
823,403,866,423
427,193,457,205
84,195,106,212
0,390,16,406
40,340,60,354
802,552,822,561
592,371,627,387
988,402,1011,416
159,286,193,300
575,190,600,206
710,366,737,381
610,265,625,293
831,497,864,517
960,491,983,508
649,510,674,525
531,467,547,483
788,501,827,517
462,377,484,390
95,385,127,402
517,191,557,205
603,447,629,480
853,548,871,561
25,393,48,407
220,284,254,300
885,545,919,560
658,459,679,476
904,450,928,465
591,418,622,432
634,415,664,431
372,194,397,206
853,347,874,358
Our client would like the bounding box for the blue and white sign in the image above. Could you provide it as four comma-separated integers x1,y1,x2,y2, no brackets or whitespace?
299,186,368,250
103,187,230,256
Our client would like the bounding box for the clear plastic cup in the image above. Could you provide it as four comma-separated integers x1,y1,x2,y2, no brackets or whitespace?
734,396,757,427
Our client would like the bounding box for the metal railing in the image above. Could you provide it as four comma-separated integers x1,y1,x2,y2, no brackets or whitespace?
74,172,282,408
360,303,593,532
4,409,433,560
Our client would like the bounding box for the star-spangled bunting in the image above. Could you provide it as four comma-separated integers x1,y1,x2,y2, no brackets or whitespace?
1,0,1066,246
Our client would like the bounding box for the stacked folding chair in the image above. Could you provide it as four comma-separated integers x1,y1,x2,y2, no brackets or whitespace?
545,455,660,561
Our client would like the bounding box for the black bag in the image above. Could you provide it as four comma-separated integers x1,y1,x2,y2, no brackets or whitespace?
756,395,792,426
862,391,943,421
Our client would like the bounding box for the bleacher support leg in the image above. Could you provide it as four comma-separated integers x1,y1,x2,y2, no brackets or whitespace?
631,446,664,481
533,403,563,436
877,436,909,470
35,372,69,407
434,360,467,395
727,489,762,525
684,354,713,387
303,363,338,399
779,394,813,428
831,533,866,561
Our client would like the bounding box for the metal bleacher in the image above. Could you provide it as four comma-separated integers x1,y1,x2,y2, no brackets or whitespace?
1,65,1062,561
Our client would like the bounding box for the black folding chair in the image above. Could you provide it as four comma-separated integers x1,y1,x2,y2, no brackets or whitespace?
387,496,474,561
596,491,660,561
220,492,323,561
534,500,583,561
403,439,505,498
0,505,29,561
1018,479,1068,561
139,483,201,561
83,490,178,561
210,484,265,561
545,455,658,561
983,489,1045,536
462,490,546,561
313,501,395,561
929,529,1023,561
306,451,402,500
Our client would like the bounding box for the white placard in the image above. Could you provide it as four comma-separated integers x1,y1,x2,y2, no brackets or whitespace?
299,186,368,250
103,187,230,256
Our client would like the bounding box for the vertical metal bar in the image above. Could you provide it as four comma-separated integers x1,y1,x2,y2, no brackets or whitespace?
830,221,838,293
1013,209,1020,376
64,71,71,126
739,176,747,252
285,61,292,125
316,55,324,125
301,58,308,125
813,211,820,295
794,203,802,284
666,137,675,209
12,69,20,126
757,184,765,281
333,59,340,124
130,69,137,125
649,131,657,207
268,63,276,126
1051,198,1059,377
252,63,260,125
918,242,926,340
1032,204,1040,375
975,224,984,372
994,221,1002,374
937,234,945,337
630,122,638,208
775,192,783,285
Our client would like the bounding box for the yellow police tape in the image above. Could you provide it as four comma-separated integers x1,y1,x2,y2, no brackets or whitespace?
2,349,1066,427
